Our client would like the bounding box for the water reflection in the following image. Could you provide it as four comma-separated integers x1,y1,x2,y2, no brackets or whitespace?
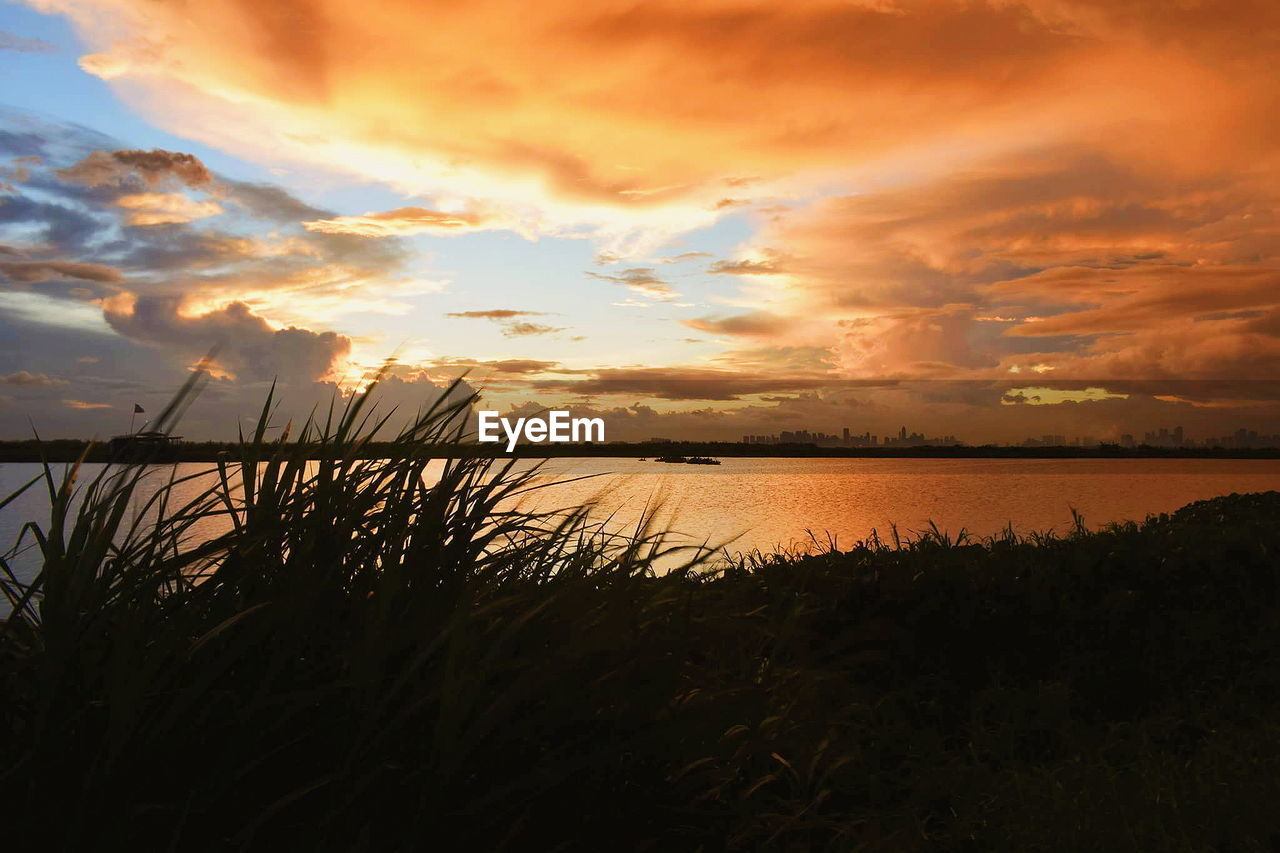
4,457,1280,586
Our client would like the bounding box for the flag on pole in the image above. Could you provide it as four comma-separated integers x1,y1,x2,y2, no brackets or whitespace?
134,404,145,414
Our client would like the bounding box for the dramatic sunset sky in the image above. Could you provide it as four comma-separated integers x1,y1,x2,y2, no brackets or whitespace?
2,0,1279,442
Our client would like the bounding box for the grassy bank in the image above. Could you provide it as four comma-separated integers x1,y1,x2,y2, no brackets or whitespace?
3,382,1280,850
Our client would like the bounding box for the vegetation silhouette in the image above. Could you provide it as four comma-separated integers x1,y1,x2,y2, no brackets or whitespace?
3,367,1280,850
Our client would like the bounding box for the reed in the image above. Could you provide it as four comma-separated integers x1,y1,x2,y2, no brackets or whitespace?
3,373,1280,850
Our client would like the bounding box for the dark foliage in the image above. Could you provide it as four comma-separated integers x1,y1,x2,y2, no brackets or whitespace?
3,378,1280,850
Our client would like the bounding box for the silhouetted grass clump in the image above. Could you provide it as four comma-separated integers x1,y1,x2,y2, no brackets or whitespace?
3,378,1280,851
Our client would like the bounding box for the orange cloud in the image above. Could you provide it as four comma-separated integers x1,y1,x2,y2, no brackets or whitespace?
424,357,561,377
529,366,836,401
708,256,788,276
707,144,1280,380
684,312,792,338
57,148,213,188
445,310,545,321
43,0,1280,239
303,207,510,237
0,260,123,283
1,370,67,387
116,192,223,225
443,308,565,337
586,268,677,300
502,321,565,338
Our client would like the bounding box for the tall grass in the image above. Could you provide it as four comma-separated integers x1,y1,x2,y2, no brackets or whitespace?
3,373,1280,850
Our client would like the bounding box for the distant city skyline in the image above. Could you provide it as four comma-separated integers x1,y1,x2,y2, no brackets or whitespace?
730,422,1280,450
743,425,960,448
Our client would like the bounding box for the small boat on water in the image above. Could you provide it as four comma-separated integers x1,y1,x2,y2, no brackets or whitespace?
107,430,183,462
653,454,722,465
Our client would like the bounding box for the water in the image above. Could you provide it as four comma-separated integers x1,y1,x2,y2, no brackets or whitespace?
521,457,1280,553
4,458,1280,582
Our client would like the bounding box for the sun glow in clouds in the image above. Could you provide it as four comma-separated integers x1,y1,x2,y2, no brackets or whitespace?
1001,387,1130,406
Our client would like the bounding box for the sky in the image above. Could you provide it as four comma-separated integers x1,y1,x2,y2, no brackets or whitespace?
2,0,1279,443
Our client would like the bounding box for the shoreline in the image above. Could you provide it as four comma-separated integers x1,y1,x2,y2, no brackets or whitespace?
2,439,1279,463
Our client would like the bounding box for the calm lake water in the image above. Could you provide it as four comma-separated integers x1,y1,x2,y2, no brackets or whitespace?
4,458,1280,580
